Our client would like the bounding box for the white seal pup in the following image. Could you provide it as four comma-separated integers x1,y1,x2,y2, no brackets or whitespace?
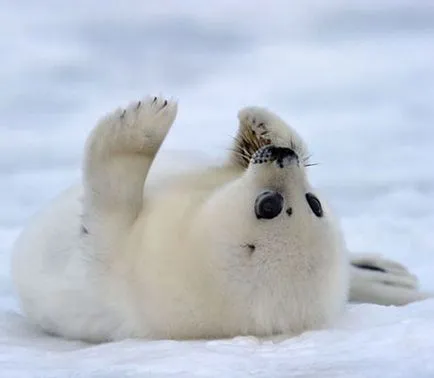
11,96,431,342
229,108,431,307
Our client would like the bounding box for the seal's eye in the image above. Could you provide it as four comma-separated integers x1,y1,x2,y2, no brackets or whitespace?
306,192,323,217
255,191,284,220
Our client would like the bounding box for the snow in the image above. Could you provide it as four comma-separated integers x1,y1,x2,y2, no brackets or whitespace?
1,0,434,376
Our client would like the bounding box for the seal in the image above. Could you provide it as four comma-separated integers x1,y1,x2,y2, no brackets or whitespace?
232,107,431,307
11,95,430,343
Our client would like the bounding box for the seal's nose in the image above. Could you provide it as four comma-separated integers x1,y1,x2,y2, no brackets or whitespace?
272,146,298,160
252,145,299,168
255,191,284,220
271,146,298,168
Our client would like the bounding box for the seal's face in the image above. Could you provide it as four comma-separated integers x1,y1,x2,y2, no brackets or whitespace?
189,135,349,337
199,144,342,292
192,142,347,336
239,145,331,263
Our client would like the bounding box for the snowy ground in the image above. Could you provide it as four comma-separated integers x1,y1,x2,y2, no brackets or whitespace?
1,1,434,377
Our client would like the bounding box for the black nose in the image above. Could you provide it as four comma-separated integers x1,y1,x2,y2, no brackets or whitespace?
255,191,284,220
252,146,299,168
270,146,298,162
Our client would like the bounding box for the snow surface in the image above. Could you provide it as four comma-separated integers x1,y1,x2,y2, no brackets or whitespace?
1,1,434,376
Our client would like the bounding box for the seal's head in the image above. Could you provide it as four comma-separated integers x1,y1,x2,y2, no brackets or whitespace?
193,141,348,337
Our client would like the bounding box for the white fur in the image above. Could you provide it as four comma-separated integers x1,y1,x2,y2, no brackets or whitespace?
349,253,433,305
10,96,430,343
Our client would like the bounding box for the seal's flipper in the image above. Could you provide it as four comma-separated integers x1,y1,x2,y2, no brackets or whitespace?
349,253,433,305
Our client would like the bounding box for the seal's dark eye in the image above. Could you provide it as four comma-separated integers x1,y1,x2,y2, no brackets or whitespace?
306,193,323,217
255,191,284,220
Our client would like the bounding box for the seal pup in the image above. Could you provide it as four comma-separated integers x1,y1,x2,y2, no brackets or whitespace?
11,96,430,343
230,106,431,307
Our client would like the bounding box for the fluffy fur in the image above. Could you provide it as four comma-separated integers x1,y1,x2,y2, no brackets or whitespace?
11,96,431,343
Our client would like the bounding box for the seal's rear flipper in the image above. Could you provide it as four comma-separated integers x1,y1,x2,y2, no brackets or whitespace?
349,253,433,306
